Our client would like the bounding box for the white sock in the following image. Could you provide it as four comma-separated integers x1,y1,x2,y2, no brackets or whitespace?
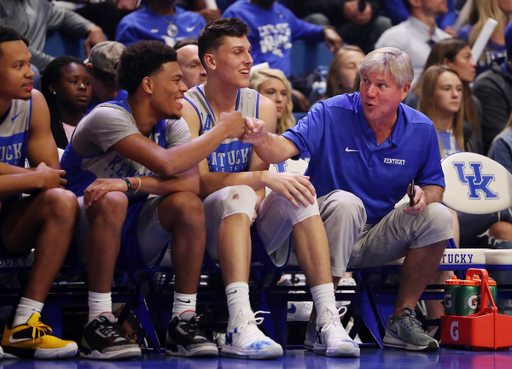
310,283,337,327
226,282,251,323
13,297,43,327
172,292,197,320
88,291,112,322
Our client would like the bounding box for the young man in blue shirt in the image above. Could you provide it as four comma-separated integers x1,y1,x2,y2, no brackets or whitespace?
242,47,453,352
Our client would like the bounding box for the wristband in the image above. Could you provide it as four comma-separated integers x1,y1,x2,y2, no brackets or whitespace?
121,177,132,193
133,177,142,195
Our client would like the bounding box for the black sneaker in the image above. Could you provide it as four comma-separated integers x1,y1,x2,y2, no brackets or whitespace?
80,314,141,360
165,315,218,357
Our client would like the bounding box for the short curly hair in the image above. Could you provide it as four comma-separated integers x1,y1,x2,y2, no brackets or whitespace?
117,40,177,96
0,25,29,59
198,18,250,69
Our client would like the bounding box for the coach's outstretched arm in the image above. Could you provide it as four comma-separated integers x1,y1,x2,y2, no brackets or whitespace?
241,116,299,164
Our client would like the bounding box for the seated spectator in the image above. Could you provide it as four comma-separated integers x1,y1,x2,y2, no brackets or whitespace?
489,115,512,174
116,0,206,47
0,0,106,72
375,0,451,85
473,22,512,153
174,38,207,89
41,56,92,149
0,25,79,359
404,38,483,153
222,0,343,78
249,68,295,134
85,41,127,110
324,45,365,99
458,0,511,76
243,47,453,352
61,39,246,360
381,0,457,31
287,0,391,54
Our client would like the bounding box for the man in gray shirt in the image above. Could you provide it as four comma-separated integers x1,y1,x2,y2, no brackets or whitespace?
0,0,106,71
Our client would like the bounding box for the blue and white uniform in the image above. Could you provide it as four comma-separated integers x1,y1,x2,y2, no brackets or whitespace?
0,99,31,213
283,93,452,276
222,0,324,77
185,85,319,266
61,101,191,268
116,6,206,47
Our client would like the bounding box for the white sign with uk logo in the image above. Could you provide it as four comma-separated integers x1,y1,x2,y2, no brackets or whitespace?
441,153,512,214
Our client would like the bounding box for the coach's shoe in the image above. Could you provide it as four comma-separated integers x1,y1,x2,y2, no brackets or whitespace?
383,305,439,351
304,318,316,351
221,310,283,360
314,308,360,358
1,313,77,359
80,313,141,360
166,313,218,357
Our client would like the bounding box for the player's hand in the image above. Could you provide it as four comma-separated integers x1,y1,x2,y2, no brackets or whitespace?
240,116,267,145
266,172,316,208
403,184,427,215
217,111,246,139
83,178,127,209
36,162,66,190
85,26,107,57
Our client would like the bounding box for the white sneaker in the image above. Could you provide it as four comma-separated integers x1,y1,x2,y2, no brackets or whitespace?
221,310,283,360
304,319,316,351
287,301,313,321
314,308,360,358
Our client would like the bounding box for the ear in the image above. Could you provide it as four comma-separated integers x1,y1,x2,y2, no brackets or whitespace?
141,76,153,94
48,84,57,94
401,82,411,100
204,53,216,71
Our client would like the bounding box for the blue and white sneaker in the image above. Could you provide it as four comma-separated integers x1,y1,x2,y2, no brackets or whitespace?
221,310,283,360
304,318,316,351
314,308,360,358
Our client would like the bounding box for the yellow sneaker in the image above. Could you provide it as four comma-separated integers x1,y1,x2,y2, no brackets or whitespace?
1,313,78,359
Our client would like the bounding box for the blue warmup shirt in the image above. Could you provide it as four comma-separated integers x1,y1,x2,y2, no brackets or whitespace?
116,6,206,47
223,0,325,77
282,93,445,224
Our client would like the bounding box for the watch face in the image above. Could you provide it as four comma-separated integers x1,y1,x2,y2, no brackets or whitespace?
167,23,178,38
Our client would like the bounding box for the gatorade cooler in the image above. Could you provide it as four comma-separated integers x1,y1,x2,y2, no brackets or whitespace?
441,268,512,350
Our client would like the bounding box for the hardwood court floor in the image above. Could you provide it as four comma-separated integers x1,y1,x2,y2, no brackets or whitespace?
1,347,511,369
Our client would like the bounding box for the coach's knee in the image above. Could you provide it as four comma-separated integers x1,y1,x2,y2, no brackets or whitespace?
420,203,453,234
320,191,366,228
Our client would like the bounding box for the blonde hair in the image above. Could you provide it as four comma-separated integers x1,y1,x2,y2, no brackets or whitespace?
418,65,465,158
325,45,364,98
468,0,507,48
359,47,413,88
249,68,295,134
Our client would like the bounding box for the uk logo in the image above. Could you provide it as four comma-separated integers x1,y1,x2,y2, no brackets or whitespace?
452,162,498,200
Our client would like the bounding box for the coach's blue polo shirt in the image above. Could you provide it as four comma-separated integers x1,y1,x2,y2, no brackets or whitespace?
282,92,445,224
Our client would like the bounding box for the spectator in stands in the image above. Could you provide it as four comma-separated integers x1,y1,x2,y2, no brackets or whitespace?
85,41,127,110
41,56,91,150
0,25,79,359
61,39,246,360
286,0,391,54
182,18,360,359
116,0,206,47
381,0,457,31
174,38,207,89
490,115,512,175
222,0,343,78
375,0,451,85
242,47,453,352
176,0,222,23
473,22,512,153
324,45,365,99
404,38,483,153
458,0,512,76
249,68,295,134
0,0,106,72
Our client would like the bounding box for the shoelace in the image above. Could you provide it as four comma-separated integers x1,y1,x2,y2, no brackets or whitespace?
31,320,52,340
181,315,202,335
97,316,124,340
397,305,425,333
232,311,270,347
319,306,349,337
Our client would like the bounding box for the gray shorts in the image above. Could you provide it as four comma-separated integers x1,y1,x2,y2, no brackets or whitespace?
318,190,453,277
76,195,172,268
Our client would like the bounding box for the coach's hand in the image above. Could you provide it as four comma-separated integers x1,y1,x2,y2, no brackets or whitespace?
403,184,427,215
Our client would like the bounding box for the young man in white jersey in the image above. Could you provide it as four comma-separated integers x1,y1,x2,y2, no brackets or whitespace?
181,18,360,360
60,40,246,360
0,25,79,359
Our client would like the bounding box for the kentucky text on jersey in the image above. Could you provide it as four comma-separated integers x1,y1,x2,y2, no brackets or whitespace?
384,158,406,165
0,135,25,166
209,148,251,172
105,154,154,178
